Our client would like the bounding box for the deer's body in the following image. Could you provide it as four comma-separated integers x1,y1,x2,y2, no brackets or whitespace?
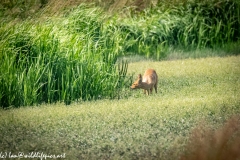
130,69,158,95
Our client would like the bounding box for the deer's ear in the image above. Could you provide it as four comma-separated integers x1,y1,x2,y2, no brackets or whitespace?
138,74,142,82
138,74,142,79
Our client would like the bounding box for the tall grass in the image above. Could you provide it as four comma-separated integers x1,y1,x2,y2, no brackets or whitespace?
118,0,240,59
0,4,128,108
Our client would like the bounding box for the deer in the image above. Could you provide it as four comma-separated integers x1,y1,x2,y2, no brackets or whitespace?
130,69,158,95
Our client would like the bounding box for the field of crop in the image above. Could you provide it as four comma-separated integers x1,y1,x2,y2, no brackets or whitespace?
1,55,240,159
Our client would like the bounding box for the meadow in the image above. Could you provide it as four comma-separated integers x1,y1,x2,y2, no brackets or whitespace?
0,55,240,159
0,0,240,159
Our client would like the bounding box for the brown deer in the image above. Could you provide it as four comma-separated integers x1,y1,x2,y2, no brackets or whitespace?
130,69,158,95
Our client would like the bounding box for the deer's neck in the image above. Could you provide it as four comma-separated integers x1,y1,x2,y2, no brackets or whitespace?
140,82,152,89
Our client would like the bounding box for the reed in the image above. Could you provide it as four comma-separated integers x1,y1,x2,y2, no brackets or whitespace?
0,4,128,108
118,0,240,59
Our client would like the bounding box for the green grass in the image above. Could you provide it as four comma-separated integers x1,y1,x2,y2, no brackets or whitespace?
0,4,128,107
1,1,240,108
1,55,239,159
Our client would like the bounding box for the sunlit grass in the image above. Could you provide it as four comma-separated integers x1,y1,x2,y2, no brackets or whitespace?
1,55,239,159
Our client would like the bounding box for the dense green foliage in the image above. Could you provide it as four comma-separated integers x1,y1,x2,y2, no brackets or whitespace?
0,0,240,108
0,5,128,108
119,0,240,58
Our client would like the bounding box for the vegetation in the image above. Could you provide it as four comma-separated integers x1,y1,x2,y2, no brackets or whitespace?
0,1,240,158
119,0,240,58
0,4,130,108
0,0,239,108
182,116,240,160
0,55,240,159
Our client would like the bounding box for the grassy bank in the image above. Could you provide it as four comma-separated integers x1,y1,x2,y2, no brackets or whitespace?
0,56,240,159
